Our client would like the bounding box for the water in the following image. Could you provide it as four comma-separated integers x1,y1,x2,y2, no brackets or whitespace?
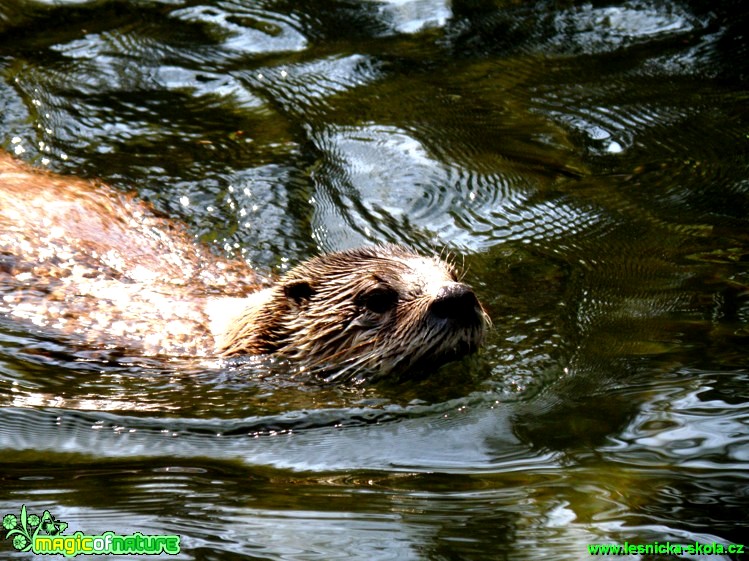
1,0,748,559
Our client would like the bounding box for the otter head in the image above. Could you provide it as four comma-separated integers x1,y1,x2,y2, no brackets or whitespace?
218,245,489,382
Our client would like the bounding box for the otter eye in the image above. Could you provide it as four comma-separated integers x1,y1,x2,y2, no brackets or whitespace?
360,287,398,314
284,280,315,305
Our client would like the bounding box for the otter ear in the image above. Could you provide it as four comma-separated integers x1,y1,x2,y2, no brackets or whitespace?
283,279,315,306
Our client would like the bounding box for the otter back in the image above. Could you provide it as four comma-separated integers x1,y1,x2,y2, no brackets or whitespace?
0,153,260,357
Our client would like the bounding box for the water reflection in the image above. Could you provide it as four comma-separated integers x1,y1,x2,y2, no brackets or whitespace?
2,0,749,559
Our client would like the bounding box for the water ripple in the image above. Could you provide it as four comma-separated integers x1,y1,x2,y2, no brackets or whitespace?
0,403,557,474
609,373,749,469
169,2,307,58
237,54,382,120
550,1,702,55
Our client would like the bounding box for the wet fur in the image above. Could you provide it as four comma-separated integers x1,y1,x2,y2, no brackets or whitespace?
215,245,489,381
0,152,261,356
1,152,488,379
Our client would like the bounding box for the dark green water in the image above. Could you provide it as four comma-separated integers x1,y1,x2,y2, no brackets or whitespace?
1,0,748,559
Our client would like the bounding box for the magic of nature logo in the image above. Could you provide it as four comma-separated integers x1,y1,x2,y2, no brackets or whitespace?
3,505,180,557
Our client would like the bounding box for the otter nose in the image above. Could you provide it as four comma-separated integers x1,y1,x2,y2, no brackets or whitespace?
429,283,480,323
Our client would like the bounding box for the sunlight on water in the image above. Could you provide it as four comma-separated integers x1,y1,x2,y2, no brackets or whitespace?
1,0,748,559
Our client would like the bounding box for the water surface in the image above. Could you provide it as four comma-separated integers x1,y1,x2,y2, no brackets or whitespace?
1,0,748,559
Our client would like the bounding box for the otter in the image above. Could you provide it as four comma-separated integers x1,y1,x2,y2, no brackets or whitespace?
0,152,488,380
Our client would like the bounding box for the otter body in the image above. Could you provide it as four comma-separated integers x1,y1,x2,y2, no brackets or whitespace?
0,152,262,357
1,153,488,379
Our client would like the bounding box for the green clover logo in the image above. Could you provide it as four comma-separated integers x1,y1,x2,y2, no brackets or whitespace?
13,535,28,550
2,505,67,552
2,514,17,531
40,511,67,536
